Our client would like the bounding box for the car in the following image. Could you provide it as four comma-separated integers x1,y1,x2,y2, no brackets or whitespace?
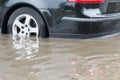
0,0,120,39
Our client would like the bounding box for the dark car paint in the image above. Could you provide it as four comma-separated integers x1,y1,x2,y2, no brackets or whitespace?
0,0,120,38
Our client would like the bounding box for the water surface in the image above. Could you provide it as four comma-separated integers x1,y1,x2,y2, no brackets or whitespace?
0,34,120,80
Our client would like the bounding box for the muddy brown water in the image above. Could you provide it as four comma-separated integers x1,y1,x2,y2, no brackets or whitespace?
0,34,120,80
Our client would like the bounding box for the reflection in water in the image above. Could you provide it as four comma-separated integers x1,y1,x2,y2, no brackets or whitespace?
0,34,120,80
12,36,39,60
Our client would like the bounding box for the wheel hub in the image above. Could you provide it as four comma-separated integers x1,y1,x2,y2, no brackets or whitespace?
12,14,39,39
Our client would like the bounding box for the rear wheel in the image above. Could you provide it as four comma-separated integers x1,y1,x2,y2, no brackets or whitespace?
8,7,47,39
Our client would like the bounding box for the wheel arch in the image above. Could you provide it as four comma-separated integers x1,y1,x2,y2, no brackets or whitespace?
1,3,50,37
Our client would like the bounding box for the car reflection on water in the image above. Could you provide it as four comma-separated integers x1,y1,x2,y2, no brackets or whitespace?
0,34,120,80
12,36,39,60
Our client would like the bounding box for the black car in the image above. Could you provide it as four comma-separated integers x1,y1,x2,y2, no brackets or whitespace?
0,0,120,38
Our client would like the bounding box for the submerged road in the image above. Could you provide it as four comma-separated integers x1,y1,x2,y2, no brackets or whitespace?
0,34,120,80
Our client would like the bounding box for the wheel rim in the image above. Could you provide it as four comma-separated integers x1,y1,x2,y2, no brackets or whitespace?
12,14,39,39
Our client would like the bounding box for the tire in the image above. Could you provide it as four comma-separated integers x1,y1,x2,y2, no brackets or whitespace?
7,7,48,38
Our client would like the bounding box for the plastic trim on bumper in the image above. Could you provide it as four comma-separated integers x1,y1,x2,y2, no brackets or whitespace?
62,16,120,22
50,30,120,39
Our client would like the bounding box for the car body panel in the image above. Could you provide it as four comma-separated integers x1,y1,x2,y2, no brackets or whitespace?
0,0,120,38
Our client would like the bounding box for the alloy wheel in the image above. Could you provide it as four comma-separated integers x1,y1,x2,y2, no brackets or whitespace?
12,14,39,39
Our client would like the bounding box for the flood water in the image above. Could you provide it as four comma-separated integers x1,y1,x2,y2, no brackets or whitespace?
0,34,120,80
